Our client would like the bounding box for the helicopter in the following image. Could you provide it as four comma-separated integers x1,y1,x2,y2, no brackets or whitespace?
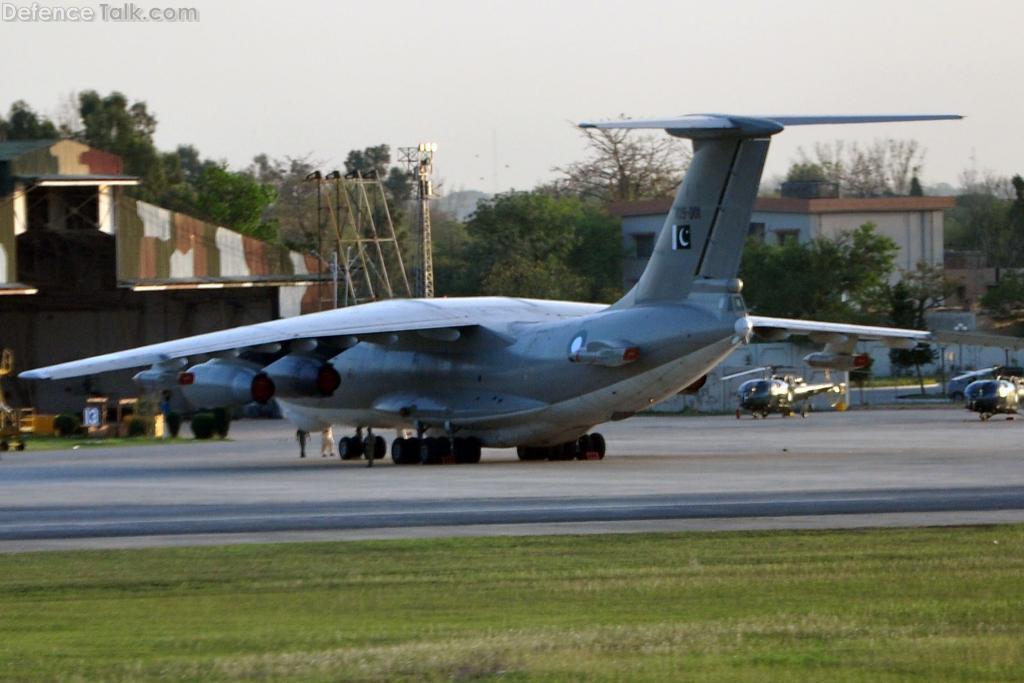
963,375,1024,421
723,366,845,419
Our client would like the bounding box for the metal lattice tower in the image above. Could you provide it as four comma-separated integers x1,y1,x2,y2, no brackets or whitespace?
399,143,437,298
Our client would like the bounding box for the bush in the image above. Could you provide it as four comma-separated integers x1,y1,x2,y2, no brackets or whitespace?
212,407,231,439
126,417,148,438
190,412,217,440
54,413,81,437
166,411,182,438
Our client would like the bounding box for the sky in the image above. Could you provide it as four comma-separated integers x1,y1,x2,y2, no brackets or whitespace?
1,0,1020,194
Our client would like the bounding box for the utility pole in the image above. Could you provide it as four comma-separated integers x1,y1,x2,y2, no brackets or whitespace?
399,143,437,298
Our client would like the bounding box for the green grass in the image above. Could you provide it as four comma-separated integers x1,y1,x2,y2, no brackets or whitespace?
1,526,1023,681
12,436,223,452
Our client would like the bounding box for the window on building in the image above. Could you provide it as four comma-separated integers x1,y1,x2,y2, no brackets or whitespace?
775,229,800,245
748,222,765,241
633,233,655,258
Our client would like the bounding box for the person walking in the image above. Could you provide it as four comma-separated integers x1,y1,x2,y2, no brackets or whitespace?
320,426,335,457
296,429,308,458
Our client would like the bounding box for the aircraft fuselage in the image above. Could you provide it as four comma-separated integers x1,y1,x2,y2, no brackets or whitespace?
277,298,739,447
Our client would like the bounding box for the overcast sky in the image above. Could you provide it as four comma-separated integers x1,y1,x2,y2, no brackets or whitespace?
1,0,1019,194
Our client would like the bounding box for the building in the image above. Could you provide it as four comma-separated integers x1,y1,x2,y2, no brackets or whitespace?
0,139,325,411
610,194,956,291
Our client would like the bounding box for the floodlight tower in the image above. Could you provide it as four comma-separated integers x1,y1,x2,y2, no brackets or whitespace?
400,142,438,298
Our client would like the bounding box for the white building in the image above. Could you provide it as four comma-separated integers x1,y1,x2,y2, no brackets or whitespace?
610,195,955,291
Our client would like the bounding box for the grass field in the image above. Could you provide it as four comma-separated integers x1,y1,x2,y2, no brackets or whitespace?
1,526,1023,681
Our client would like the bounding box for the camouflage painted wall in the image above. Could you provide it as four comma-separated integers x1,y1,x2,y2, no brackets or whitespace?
7,140,123,178
0,195,14,285
117,197,324,315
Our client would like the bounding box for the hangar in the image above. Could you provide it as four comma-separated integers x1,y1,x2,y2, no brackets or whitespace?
0,139,324,412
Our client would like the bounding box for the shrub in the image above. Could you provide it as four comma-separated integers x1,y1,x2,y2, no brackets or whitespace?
126,417,148,438
166,411,182,438
212,407,231,439
54,413,81,437
190,412,217,440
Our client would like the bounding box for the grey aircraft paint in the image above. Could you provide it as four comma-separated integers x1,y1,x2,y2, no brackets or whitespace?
21,114,959,458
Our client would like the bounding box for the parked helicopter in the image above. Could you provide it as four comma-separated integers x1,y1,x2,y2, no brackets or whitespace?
723,366,845,419
963,375,1023,421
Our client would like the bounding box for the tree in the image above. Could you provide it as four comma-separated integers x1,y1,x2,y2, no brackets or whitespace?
889,343,938,394
886,263,950,394
552,118,690,202
909,176,924,196
0,100,59,140
460,192,622,301
740,223,897,323
74,90,168,202
890,261,953,329
981,271,1024,317
248,153,322,251
193,165,278,241
785,162,828,182
795,139,925,197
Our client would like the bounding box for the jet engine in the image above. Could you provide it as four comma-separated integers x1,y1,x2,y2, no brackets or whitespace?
256,354,342,402
177,358,263,409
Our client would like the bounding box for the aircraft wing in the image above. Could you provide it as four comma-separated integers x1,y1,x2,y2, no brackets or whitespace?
747,316,930,346
20,298,485,380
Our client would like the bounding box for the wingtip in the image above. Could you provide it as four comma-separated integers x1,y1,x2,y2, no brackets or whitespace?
18,370,46,380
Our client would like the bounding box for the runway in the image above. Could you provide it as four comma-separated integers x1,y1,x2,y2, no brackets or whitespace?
3,408,1024,552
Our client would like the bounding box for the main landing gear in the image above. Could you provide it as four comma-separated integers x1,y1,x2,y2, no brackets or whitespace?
331,426,607,466
338,427,386,467
391,436,483,465
516,433,606,461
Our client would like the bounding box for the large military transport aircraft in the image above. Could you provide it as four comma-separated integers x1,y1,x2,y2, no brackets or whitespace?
22,113,960,464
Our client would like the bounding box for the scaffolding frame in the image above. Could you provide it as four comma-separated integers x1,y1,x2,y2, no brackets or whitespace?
316,171,412,307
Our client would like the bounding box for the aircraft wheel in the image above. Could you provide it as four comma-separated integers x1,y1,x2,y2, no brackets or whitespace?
364,435,386,460
454,437,482,464
735,408,741,419
576,434,605,460
0,441,8,452
420,437,450,465
516,446,546,461
15,441,25,452
547,443,576,461
338,436,364,460
391,438,420,465
576,434,592,460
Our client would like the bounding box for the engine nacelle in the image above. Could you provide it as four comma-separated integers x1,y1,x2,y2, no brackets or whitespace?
803,351,871,371
177,358,262,409
132,358,187,391
260,354,341,400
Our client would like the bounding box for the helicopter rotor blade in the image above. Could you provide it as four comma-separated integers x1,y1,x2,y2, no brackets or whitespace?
722,366,772,381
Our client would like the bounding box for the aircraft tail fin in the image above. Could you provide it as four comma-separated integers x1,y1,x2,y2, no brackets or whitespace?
589,114,963,309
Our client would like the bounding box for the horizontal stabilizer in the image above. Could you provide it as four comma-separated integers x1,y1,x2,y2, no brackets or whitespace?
579,114,963,139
